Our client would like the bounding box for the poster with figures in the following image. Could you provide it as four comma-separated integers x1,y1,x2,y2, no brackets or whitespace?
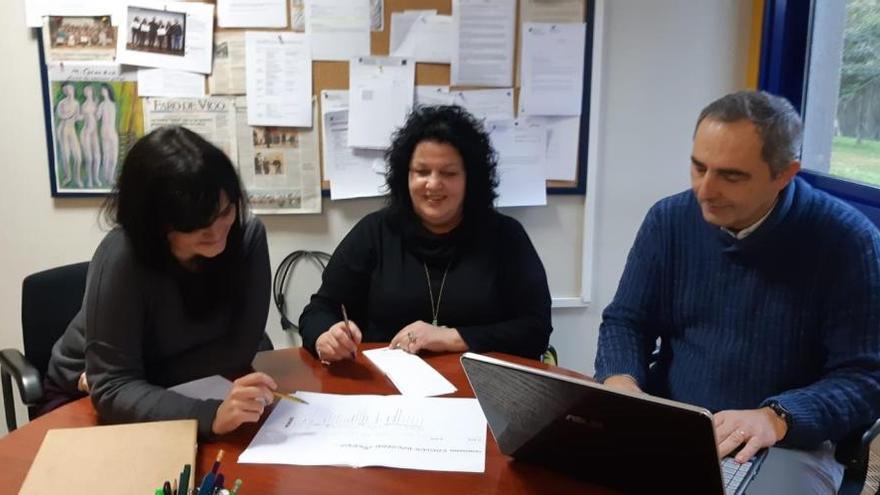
47,62,143,194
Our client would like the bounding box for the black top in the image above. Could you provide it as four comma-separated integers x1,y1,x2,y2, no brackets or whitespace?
46,216,271,439
299,208,553,359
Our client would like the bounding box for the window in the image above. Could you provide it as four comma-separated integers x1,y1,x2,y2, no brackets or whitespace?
802,0,880,188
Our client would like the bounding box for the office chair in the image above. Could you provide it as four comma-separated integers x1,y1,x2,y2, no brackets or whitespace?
0,262,89,433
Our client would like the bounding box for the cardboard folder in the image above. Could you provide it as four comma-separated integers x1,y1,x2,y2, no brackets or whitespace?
19,419,197,495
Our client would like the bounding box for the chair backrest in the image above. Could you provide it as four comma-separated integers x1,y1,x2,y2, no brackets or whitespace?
21,262,89,377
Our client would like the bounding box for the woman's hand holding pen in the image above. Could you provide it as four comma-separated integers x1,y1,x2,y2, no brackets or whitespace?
212,372,277,435
315,320,363,362
389,321,468,354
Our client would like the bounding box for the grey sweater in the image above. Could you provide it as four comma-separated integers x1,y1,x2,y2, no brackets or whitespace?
46,216,270,439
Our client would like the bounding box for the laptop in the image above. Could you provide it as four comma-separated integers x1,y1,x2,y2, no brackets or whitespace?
460,353,766,494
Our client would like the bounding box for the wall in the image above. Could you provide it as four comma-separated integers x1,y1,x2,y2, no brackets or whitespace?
0,0,751,434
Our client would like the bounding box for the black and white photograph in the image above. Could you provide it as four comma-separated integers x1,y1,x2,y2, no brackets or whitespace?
126,6,186,56
254,151,285,176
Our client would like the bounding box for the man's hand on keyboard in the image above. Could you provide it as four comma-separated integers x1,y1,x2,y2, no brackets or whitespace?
713,408,787,463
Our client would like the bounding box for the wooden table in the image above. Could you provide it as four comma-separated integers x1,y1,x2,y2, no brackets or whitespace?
0,344,616,494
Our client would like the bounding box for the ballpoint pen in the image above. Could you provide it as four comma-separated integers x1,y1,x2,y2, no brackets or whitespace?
273,390,309,404
341,303,357,359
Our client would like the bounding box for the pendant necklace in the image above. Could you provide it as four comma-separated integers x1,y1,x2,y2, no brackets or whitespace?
423,260,452,326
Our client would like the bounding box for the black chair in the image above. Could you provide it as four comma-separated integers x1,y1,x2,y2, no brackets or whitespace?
836,418,880,495
0,262,89,433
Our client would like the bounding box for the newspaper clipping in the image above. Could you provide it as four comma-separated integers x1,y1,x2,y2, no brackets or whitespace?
143,97,238,162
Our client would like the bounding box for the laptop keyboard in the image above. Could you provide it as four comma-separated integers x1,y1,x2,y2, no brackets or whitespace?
721,457,753,495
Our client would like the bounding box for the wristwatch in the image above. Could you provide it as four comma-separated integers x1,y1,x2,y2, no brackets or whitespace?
767,401,793,437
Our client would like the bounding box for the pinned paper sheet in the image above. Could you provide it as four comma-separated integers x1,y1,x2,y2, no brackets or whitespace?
348,56,415,150
452,89,515,121
519,23,586,116
245,31,312,127
390,11,452,63
116,2,215,74
451,0,516,87
363,348,457,397
323,109,386,199
489,120,548,207
137,68,205,98
217,0,288,28
306,0,371,61
415,85,453,106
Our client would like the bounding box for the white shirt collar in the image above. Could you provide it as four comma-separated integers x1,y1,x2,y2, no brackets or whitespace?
722,198,778,240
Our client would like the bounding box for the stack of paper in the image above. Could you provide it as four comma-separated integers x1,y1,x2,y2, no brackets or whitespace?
363,347,457,397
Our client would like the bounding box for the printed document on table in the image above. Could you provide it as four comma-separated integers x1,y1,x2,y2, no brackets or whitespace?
489,120,548,207
452,89,514,121
520,0,585,23
323,109,386,199
143,96,238,163
169,375,232,401
390,11,452,63
523,116,580,182
137,68,205,98
239,391,487,473
305,0,371,61
415,85,453,106
451,0,515,87
363,348,457,397
348,56,415,150
245,31,312,127
116,1,215,74
209,31,246,95
519,23,586,116
217,0,287,28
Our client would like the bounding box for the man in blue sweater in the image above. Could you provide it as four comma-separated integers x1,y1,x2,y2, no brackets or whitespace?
595,91,880,493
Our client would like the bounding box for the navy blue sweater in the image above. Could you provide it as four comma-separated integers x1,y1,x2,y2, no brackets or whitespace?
595,177,880,448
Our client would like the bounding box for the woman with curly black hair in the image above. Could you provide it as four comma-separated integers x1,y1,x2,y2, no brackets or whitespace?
299,105,552,361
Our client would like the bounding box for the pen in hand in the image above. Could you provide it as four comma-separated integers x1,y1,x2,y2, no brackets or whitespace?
341,303,357,359
273,391,309,405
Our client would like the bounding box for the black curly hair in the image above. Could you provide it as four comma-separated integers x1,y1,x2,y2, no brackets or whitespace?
384,105,499,223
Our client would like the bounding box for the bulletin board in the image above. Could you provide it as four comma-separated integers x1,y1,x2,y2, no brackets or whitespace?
35,0,593,198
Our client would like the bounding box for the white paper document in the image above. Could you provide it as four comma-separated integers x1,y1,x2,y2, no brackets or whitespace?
239,391,487,473
116,2,215,74
245,31,312,127
452,89,514,121
415,85,453,106
348,56,415,149
390,12,452,63
209,32,247,95
319,89,349,180
490,120,548,207
305,0,371,61
323,109,387,199
519,23,586,116
524,116,581,181
217,0,287,28
451,0,515,87
137,68,205,98
168,375,232,401
363,348,457,397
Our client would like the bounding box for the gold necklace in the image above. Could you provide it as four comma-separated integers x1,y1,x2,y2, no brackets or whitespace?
423,260,452,326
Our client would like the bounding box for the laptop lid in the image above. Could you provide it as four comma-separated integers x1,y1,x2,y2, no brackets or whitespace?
460,352,727,493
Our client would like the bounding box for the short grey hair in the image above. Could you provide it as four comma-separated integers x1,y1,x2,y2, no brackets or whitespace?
695,91,803,177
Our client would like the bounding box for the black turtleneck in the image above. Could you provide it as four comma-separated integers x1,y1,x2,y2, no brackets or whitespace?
298,208,553,359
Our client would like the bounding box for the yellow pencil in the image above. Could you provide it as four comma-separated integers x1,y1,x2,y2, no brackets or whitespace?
273,391,309,405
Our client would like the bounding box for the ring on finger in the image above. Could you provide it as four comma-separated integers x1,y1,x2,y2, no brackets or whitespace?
737,429,747,438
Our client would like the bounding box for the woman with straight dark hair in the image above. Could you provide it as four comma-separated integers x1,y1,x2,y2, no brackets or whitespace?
45,126,277,439
298,105,552,362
